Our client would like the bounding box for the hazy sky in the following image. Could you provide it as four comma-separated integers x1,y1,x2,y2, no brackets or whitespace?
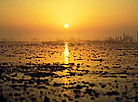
0,0,138,41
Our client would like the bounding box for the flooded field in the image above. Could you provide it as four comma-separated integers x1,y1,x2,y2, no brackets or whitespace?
0,41,138,102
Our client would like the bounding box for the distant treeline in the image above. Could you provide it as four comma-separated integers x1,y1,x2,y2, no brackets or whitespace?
105,33,133,43
0,33,136,44
67,33,135,44
41,34,135,46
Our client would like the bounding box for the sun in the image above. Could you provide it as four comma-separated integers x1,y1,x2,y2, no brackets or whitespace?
64,24,69,28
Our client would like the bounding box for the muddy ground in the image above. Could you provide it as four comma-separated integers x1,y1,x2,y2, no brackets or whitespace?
0,42,138,102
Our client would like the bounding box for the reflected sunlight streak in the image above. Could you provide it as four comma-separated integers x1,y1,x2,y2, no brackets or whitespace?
64,42,68,65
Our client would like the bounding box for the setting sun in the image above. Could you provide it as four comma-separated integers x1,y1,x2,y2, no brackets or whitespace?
64,24,69,28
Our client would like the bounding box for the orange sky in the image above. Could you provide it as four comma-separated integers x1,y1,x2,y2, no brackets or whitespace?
0,0,138,41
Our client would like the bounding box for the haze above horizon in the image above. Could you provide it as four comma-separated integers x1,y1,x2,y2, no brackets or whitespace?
0,0,138,41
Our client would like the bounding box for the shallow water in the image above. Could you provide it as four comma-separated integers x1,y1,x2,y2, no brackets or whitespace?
0,42,138,102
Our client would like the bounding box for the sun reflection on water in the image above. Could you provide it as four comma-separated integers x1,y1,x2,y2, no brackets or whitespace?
64,42,70,88
64,42,68,65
